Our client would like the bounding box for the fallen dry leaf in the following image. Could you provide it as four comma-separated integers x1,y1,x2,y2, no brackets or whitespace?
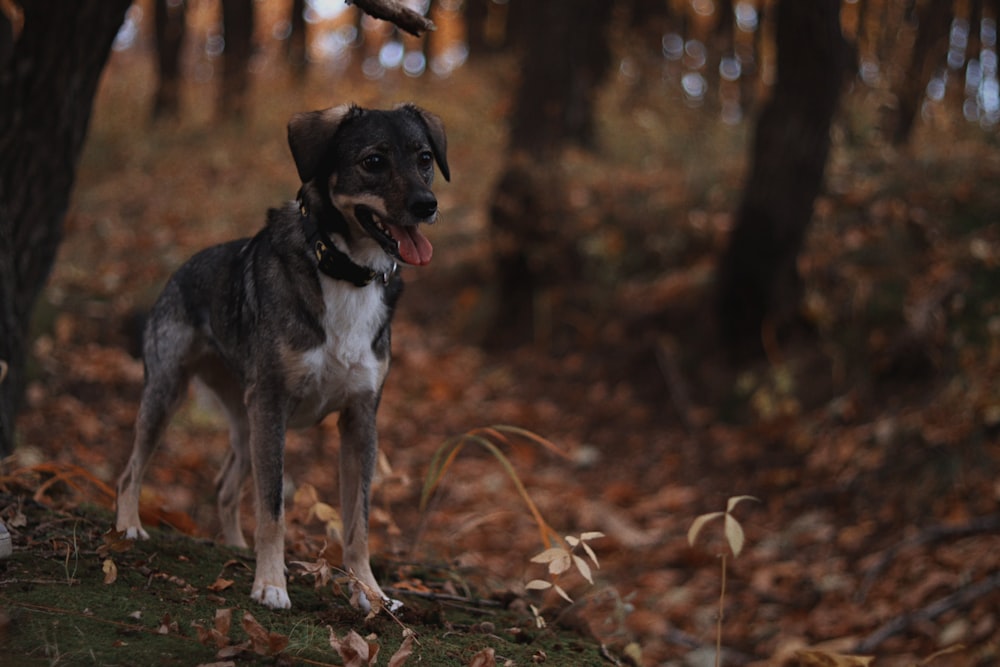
793,649,875,666
101,558,117,585
241,611,288,656
468,647,496,667
387,629,416,667
329,628,380,667
207,577,234,592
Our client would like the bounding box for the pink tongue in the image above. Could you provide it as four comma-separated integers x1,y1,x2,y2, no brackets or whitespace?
390,224,433,266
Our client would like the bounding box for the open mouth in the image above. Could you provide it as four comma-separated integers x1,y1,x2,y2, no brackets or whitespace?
356,206,433,266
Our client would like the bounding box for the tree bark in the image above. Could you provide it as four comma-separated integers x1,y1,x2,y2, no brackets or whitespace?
716,0,848,359
286,0,307,78
486,0,612,348
463,0,490,57
0,0,132,455
508,0,613,154
891,0,952,144
219,0,254,119
152,0,187,121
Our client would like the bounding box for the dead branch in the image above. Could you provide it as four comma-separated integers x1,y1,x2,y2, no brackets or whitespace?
857,514,1000,602
655,336,695,434
853,570,1000,654
387,587,502,608
347,0,435,36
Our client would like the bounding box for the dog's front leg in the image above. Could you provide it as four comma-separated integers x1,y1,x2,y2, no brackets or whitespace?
246,385,292,610
339,394,401,612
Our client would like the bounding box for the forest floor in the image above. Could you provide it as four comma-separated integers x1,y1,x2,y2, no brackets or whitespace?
3,41,1000,667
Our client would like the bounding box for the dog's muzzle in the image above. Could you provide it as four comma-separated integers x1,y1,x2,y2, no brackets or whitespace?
356,205,434,266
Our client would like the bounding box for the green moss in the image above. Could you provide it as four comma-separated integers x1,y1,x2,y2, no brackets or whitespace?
0,502,607,665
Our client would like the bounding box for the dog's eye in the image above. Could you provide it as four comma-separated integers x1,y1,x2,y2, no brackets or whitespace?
361,155,386,172
418,151,434,168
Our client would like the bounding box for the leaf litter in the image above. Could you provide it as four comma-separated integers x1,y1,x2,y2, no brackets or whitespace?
3,31,1000,667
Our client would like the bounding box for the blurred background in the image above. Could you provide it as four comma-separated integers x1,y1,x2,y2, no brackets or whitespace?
2,0,1000,664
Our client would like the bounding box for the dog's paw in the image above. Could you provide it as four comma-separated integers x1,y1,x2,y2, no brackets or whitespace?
354,588,403,614
252,584,291,610
122,526,150,541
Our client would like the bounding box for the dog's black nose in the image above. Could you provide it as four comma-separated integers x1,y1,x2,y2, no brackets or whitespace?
409,192,438,220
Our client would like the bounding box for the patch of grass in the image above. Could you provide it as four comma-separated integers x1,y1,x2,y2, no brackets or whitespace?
0,498,608,665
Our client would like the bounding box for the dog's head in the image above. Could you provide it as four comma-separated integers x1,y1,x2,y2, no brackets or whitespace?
288,103,449,266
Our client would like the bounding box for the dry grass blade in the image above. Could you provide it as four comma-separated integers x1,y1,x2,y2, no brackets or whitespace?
420,427,564,548
485,425,570,459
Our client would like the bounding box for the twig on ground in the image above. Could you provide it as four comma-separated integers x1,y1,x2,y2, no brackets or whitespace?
0,577,80,586
387,587,502,607
853,570,1000,654
857,514,1000,602
655,336,695,434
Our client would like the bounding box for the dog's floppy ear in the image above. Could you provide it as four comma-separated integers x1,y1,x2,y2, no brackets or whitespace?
399,103,450,182
287,104,360,183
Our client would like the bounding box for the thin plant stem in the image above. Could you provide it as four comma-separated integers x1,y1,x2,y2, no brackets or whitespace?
717,553,727,667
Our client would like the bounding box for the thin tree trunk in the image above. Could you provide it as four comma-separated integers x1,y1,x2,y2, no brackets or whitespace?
463,0,490,57
0,0,132,455
487,0,612,348
286,0,307,78
219,0,254,119
892,0,953,144
508,0,612,154
152,0,187,121
716,0,848,359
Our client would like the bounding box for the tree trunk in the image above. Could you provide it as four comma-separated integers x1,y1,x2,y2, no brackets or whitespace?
152,0,187,121
486,0,612,348
891,0,952,145
463,0,490,57
508,0,613,153
716,0,848,359
286,0,307,78
0,0,132,455
219,0,254,119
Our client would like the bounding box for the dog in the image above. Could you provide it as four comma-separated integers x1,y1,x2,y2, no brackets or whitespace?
115,103,449,611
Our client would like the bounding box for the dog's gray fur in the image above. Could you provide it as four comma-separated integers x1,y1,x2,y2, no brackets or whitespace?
115,103,449,611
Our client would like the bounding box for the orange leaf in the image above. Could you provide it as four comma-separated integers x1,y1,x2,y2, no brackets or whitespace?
467,647,496,667
207,578,234,592
102,559,117,585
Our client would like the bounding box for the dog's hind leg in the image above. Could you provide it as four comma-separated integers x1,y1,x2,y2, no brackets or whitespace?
215,403,251,548
200,365,252,549
116,327,193,540
338,394,401,612
246,384,292,610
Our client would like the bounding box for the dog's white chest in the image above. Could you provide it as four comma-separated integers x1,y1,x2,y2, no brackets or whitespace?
287,277,387,426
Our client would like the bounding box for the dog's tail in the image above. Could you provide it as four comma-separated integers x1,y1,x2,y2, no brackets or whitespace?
123,308,147,360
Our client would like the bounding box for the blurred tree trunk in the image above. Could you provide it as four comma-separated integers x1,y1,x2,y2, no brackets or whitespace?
508,0,612,154
503,0,531,51
0,0,132,456
716,0,848,360
463,0,490,56
706,0,735,110
152,0,187,121
486,0,613,348
286,0,307,78
0,2,15,69
219,0,254,119
891,0,952,144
